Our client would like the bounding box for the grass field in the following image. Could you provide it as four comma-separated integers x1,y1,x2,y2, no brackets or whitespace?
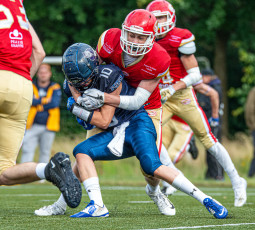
0,183,254,230
7,134,254,229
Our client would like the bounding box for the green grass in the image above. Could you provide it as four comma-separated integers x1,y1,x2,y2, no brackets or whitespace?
0,183,254,230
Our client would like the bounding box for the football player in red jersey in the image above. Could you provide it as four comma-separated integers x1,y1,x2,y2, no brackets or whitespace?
146,0,247,207
75,9,229,218
77,9,175,215
0,0,82,209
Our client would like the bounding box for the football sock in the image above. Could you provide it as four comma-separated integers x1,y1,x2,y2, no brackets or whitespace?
160,145,181,172
172,174,208,204
83,177,104,207
35,163,47,179
55,194,67,209
147,184,160,194
208,142,240,187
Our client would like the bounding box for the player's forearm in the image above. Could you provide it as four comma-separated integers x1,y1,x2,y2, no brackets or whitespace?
104,93,121,107
171,80,187,92
90,111,113,129
194,83,219,118
104,87,151,110
208,89,219,118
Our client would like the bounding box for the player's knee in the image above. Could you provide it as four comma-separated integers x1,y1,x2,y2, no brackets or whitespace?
73,145,93,159
0,170,12,185
140,155,162,176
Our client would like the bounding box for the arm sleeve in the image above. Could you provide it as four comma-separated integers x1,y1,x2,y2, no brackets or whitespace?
119,87,151,110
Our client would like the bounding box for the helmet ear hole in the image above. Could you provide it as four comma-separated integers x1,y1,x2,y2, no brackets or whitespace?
62,43,99,92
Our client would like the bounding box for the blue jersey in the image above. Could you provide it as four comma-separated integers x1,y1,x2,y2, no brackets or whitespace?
64,63,145,128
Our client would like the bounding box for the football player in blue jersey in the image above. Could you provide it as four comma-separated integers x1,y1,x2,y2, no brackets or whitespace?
35,43,228,219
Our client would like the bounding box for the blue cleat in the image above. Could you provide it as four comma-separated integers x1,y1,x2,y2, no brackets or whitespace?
70,200,109,218
203,197,228,219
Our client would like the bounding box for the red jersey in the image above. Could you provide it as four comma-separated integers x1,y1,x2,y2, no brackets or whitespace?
0,0,32,80
97,28,171,110
157,27,195,89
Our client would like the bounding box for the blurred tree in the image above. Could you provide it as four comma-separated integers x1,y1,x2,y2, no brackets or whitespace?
25,0,255,135
24,0,138,54
228,46,255,133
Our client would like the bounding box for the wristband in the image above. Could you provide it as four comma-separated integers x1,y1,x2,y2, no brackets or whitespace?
71,103,93,123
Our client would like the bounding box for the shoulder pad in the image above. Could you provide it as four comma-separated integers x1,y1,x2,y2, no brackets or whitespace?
178,41,196,55
97,64,124,93
151,43,171,78
97,28,121,58
174,28,195,46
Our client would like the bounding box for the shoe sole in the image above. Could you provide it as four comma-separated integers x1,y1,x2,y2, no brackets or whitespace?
45,152,82,208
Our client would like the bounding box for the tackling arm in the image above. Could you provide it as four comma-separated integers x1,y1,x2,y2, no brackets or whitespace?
71,84,122,129
102,78,159,110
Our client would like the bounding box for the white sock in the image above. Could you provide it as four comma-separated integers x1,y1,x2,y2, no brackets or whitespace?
147,184,160,194
160,145,181,172
160,144,183,189
35,163,47,179
83,177,104,207
172,174,208,204
208,142,241,187
55,194,67,209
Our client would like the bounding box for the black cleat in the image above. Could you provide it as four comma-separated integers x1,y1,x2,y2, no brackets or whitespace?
189,136,199,160
45,152,82,208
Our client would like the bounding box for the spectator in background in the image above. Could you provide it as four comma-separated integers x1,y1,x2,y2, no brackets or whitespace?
198,68,224,180
21,64,61,163
245,86,255,177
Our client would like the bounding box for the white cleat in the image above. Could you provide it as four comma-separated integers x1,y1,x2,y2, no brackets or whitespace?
161,185,177,196
234,177,247,207
146,185,176,216
35,203,66,216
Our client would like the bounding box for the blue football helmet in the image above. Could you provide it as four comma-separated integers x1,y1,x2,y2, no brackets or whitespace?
62,43,99,92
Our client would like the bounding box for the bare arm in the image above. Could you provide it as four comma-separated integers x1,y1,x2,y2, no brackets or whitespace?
90,85,121,129
28,22,46,78
103,78,160,108
180,54,198,70
193,83,219,118
70,83,121,129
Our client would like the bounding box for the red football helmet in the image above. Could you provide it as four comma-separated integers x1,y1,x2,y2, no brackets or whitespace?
146,0,176,35
120,9,158,56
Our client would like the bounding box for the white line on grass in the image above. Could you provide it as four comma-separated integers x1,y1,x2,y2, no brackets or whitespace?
140,223,255,230
128,201,153,203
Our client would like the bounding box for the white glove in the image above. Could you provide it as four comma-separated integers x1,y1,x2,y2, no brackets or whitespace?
77,88,105,111
160,85,176,104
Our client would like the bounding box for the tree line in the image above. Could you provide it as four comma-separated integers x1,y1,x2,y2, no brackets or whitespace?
24,0,255,135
